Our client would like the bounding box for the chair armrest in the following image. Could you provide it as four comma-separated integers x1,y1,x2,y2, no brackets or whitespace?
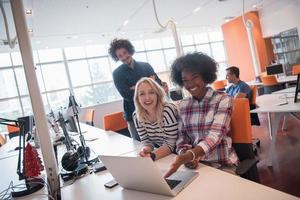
236,158,259,176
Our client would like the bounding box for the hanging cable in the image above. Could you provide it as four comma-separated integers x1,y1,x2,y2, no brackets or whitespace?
0,1,17,49
152,0,183,56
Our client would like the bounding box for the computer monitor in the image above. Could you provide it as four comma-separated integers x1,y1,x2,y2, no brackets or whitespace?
266,64,284,75
170,89,183,101
50,108,78,133
18,115,34,134
294,74,300,103
62,110,78,133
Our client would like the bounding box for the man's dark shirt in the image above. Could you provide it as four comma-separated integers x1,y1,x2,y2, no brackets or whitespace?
113,60,162,121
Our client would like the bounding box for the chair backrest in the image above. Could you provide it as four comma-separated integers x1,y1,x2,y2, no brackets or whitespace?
7,125,20,139
260,71,267,77
222,80,228,87
249,85,257,105
292,64,300,75
85,109,95,126
0,134,7,147
229,98,252,144
261,75,278,86
103,112,128,132
212,80,226,91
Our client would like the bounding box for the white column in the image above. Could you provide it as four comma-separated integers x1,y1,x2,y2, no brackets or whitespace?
10,0,60,199
245,20,261,77
170,21,183,57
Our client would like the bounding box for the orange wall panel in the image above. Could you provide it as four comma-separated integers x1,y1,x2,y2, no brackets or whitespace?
222,11,273,81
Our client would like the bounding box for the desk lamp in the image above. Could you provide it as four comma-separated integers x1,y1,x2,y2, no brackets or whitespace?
0,117,44,197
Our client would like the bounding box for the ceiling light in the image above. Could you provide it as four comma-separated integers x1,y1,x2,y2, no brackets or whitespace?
193,7,201,13
252,4,257,9
28,28,33,33
67,35,79,39
224,16,234,22
25,9,32,15
123,20,129,26
36,41,41,44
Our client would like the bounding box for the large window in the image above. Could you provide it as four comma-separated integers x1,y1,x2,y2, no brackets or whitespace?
0,30,227,132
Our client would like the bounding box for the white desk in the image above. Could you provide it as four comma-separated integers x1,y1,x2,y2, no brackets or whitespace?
272,87,296,94
247,75,297,86
250,93,300,166
0,125,299,200
0,137,20,160
60,154,299,200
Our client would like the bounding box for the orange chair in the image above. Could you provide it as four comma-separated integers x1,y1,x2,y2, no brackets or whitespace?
211,80,226,91
228,98,260,182
261,75,280,94
103,112,130,137
249,85,261,126
249,85,257,105
0,134,7,147
260,71,267,78
292,64,300,75
85,109,95,126
7,125,20,139
229,98,252,143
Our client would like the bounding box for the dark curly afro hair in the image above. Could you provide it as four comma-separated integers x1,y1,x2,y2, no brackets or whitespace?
170,52,217,87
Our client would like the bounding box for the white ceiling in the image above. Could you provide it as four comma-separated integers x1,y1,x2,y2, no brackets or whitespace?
0,0,264,52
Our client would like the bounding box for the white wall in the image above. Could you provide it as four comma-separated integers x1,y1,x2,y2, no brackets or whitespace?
259,0,300,38
79,100,123,129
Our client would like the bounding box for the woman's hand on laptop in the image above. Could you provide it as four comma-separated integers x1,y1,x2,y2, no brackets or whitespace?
184,157,200,169
164,153,193,178
139,146,152,157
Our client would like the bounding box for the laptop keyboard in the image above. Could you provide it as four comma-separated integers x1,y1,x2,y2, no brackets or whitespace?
165,179,181,189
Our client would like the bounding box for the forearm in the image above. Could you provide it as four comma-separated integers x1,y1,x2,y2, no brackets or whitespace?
234,92,246,98
153,144,172,160
179,146,205,161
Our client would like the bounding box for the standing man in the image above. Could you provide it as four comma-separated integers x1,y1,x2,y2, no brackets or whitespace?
108,38,162,141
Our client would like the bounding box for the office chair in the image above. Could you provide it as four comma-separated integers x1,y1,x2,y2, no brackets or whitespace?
249,85,261,155
211,80,226,91
7,125,20,139
103,112,130,138
229,98,260,182
249,85,261,126
260,71,267,78
0,134,7,147
85,109,95,126
261,75,281,94
292,64,300,75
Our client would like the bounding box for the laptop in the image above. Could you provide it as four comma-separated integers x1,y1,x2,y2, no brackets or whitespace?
99,155,199,196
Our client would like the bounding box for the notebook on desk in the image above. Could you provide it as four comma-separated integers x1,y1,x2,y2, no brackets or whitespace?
99,155,198,196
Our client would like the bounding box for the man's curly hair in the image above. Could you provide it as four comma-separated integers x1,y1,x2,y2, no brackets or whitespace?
108,38,135,61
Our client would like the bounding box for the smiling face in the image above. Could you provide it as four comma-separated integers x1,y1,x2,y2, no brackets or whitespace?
137,82,158,113
115,48,133,65
181,69,207,100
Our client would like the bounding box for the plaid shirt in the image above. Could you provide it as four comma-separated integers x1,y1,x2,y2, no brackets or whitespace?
176,88,238,165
